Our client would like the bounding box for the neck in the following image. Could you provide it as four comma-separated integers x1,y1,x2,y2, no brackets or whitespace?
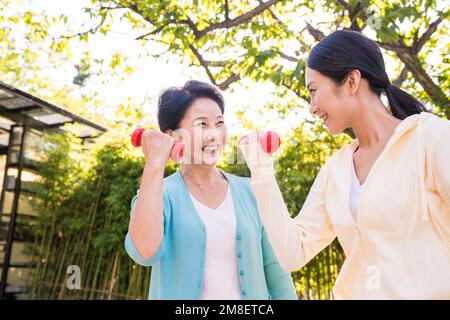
180,164,220,186
351,96,402,149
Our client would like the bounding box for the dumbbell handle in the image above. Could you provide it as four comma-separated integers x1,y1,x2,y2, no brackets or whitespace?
239,131,281,153
131,128,184,163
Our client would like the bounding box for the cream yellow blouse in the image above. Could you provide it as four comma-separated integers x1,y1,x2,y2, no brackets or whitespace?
241,112,450,299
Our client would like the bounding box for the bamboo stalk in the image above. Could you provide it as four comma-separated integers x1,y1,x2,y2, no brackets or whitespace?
107,250,120,300
88,250,104,300
100,252,116,299
50,235,70,298
79,175,103,274
125,263,137,298
41,207,58,283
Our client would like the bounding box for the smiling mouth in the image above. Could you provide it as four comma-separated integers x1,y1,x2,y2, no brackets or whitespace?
319,114,328,123
202,145,220,153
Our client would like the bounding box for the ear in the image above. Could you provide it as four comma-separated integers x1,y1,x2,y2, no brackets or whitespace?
346,69,362,95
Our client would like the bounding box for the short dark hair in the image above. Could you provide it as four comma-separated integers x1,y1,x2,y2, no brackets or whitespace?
307,30,427,120
157,80,225,132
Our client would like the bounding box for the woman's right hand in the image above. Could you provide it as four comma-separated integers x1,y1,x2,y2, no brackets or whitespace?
238,132,275,178
141,129,175,170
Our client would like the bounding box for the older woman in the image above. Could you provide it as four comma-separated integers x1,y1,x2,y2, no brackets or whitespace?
124,80,297,300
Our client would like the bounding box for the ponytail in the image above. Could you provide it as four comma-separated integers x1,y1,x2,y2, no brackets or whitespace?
385,84,428,120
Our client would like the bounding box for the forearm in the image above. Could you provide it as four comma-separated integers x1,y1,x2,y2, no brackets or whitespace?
251,164,305,271
251,160,336,271
240,135,334,271
128,163,165,259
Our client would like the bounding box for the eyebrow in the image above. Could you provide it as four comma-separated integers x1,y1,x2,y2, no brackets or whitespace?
192,115,224,122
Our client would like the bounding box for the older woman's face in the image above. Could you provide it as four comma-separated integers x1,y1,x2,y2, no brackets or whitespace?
175,97,227,166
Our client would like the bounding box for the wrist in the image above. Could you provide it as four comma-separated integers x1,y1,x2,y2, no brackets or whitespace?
143,162,166,176
249,159,275,180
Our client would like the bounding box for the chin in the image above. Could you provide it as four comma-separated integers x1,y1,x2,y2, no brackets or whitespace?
326,124,343,137
202,159,219,166
202,153,222,166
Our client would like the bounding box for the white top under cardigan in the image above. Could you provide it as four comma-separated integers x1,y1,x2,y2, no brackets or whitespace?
188,185,242,300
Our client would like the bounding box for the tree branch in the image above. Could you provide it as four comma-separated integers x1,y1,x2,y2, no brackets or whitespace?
393,67,408,86
135,20,175,39
225,0,230,21
375,41,409,54
57,11,107,39
257,0,283,24
188,44,240,90
197,0,282,38
336,0,350,11
336,0,368,31
203,60,229,67
278,51,299,62
396,51,450,112
133,0,280,41
348,1,364,31
135,18,198,40
281,83,309,102
305,22,325,41
414,16,445,53
218,74,240,90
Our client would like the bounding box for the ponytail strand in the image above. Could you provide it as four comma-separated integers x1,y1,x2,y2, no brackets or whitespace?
385,84,428,120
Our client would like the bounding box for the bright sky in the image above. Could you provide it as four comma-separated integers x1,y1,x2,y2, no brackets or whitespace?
8,0,447,137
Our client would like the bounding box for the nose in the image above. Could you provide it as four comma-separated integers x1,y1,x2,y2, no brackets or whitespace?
203,127,221,144
205,135,215,143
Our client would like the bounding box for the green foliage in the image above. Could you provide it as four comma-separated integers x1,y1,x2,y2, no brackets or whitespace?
89,0,449,116
27,128,178,299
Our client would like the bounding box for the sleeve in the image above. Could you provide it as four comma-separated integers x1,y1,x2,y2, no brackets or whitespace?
250,159,336,272
427,116,450,206
261,226,298,300
124,188,171,266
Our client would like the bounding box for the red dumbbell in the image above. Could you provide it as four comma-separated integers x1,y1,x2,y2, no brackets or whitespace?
131,128,184,163
238,130,281,153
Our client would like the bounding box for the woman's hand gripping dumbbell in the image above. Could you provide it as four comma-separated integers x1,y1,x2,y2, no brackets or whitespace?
238,130,281,153
237,130,281,175
131,128,184,163
131,128,280,165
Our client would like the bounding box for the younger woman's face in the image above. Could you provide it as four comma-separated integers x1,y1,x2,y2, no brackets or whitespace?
305,67,355,136
175,97,228,166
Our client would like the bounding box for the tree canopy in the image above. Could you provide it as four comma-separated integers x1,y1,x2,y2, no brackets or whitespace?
62,0,450,117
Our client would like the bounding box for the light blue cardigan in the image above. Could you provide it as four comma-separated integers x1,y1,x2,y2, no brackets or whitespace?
124,170,297,300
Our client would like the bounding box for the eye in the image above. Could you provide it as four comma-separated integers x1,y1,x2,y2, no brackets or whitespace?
216,121,224,126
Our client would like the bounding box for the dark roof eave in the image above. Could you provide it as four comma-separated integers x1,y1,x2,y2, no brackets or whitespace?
0,82,108,134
